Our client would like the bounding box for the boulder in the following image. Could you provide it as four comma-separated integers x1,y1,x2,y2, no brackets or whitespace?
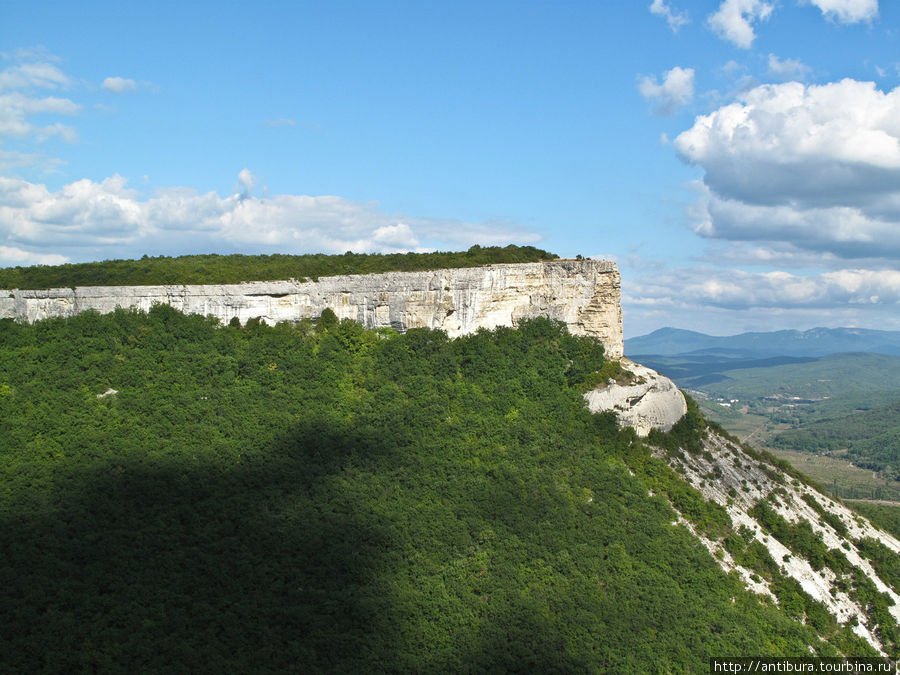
583,358,686,436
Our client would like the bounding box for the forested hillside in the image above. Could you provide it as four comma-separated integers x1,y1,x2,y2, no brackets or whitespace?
0,307,854,671
634,351,900,489
773,401,900,477
0,245,556,289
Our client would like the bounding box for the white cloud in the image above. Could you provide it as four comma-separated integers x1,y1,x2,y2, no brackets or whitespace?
0,173,540,264
767,54,811,80
808,0,878,23
707,0,775,48
674,79,900,260
0,175,146,247
372,223,420,248
0,245,67,267
649,0,689,32
0,47,62,64
656,77,900,334
101,77,137,93
0,92,81,142
0,51,80,145
236,168,256,199
638,66,695,116
622,268,900,337
0,62,70,92
677,80,900,187
32,122,79,144
691,188,900,259
628,266,900,310
695,242,858,269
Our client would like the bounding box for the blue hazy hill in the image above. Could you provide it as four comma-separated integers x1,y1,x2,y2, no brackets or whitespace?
627,327,900,359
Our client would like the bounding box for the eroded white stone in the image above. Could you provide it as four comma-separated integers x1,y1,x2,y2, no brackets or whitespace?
0,260,624,358
582,358,687,436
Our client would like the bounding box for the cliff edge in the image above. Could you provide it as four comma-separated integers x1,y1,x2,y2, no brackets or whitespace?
0,259,624,359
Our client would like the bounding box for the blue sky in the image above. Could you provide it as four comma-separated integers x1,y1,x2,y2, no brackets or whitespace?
2,0,899,337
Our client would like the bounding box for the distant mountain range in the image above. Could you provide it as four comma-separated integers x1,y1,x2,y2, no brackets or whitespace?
626,327,900,358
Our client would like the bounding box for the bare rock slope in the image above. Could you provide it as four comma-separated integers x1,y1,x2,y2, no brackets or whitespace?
655,428,900,655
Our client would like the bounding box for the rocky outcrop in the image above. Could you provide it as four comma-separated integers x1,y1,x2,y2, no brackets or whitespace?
0,260,624,358
659,429,900,654
582,358,687,436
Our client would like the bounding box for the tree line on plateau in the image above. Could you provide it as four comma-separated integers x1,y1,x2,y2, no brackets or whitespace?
0,245,557,289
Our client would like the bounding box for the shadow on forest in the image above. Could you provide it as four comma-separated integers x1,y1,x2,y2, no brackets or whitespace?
0,417,582,672
1,419,404,672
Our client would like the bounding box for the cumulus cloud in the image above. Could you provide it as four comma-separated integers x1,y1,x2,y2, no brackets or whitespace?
649,0,689,32
623,265,900,336
0,175,146,247
707,0,775,48
101,76,137,93
767,54,811,80
674,79,900,261
628,266,900,310
808,0,878,23
372,223,420,248
235,168,256,199
0,173,540,264
638,66,695,116
691,188,900,259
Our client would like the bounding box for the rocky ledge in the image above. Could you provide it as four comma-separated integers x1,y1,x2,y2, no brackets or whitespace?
583,358,687,436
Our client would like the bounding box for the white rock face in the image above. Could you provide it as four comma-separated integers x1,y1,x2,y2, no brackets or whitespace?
657,430,900,654
0,260,624,358
582,358,687,436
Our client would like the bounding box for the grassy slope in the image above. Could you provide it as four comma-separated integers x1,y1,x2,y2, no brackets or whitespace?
0,308,829,671
0,245,557,289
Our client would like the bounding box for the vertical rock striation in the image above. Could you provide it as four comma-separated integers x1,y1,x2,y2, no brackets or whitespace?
0,260,624,358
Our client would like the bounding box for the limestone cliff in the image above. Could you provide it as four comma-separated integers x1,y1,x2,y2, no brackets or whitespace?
0,260,624,359
583,359,688,437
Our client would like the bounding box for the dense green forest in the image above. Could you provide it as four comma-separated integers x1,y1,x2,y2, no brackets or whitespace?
637,350,900,487
0,244,556,289
0,307,857,671
852,503,900,540
773,401,900,477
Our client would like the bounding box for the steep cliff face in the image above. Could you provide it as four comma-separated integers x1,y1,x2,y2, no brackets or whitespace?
0,260,624,358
